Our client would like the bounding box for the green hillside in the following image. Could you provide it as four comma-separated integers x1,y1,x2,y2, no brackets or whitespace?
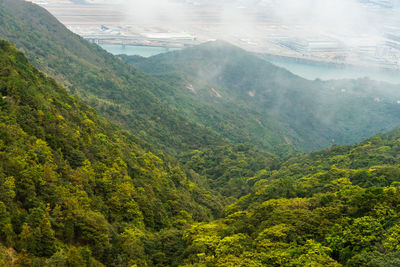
0,0,285,201
4,0,398,158
0,40,225,266
122,41,400,153
1,0,400,266
178,128,400,266
3,37,400,266
4,38,400,265
0,0,230,156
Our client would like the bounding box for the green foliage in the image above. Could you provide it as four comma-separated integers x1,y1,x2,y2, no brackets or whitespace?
181,143,280,199
123,41,400,154
179,129,400,266
0,0,229,156
0,40,224,265
1,1,400,266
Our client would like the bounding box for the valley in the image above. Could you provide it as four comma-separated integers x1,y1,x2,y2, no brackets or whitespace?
0,0,400,266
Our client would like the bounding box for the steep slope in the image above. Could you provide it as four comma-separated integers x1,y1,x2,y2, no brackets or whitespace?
0,0,229,155
0,40,223,266
123,41,400,153
180,127,400,266
0,0,282,201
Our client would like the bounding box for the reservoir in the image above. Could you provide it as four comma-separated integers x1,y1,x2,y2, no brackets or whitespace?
100,44,400,85
100,44,180,58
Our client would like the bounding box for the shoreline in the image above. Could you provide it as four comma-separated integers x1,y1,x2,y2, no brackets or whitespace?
258,53,400,73
97,42,400,84
95,40,400,73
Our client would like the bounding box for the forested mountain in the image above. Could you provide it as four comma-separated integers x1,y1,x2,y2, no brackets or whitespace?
0,40,224,266
122,41,400,153
3,40,400,265
1,0,400,266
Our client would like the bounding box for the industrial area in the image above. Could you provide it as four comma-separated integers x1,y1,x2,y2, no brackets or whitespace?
27,0,400,69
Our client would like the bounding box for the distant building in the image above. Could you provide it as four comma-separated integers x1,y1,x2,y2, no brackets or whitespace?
278,37,345,54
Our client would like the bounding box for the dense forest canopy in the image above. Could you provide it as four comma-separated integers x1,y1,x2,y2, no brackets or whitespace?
3,38,400,266
2,0,400,159
178,128,400,266
0,0,400,266
122,41,400,153
0,40,225,266
0,0,229,156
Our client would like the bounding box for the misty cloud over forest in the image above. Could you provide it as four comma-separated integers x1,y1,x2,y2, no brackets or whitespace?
116,0,399,46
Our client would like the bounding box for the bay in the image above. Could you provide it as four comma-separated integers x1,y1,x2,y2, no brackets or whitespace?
267,57,400,85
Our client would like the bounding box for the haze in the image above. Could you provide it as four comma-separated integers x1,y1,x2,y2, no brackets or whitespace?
31,0,400,69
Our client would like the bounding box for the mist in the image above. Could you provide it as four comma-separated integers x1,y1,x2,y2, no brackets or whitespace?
119,0,394,46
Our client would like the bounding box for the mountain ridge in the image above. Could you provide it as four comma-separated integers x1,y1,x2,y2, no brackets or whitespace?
122,41,400,153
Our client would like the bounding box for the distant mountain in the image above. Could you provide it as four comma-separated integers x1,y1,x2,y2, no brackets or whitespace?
122,40,400,153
